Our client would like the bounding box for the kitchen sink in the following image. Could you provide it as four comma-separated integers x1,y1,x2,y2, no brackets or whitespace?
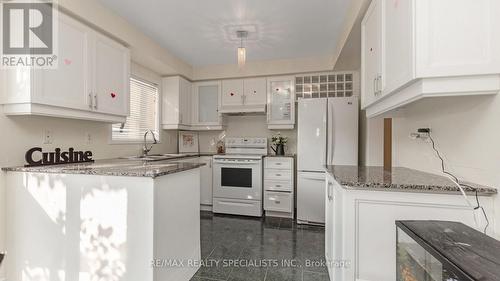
121,154,187,161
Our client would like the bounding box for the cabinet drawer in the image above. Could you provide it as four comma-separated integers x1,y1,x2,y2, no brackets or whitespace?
264,180,292,192
265,157,293,169
265,169,292,181
264,192,292,213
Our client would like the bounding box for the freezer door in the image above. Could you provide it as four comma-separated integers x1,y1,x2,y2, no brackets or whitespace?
297,171,326,224
327,97,359,166
297,99,327,171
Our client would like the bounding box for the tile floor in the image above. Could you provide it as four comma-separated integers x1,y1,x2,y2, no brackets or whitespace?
191,212,329,281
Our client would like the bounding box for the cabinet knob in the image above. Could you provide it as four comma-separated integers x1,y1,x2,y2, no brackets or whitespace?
275,200,281,204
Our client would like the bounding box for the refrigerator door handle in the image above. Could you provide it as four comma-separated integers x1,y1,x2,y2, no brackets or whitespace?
327,101,334,165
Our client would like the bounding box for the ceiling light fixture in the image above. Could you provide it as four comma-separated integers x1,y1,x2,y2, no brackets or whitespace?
236,30,248,68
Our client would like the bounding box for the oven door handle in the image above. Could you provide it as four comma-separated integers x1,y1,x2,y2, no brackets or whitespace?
213,160,261,164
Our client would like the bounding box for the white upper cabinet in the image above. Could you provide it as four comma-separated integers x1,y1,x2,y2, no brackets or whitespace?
191,81,224,130
0,12,130,123
361,0,383,109
93,33,130,116
221,79,244,108
220,78,266,113
32,14,91,112
267,76,295,129
361,0,500,118
162,76,192,130
243,78,267,106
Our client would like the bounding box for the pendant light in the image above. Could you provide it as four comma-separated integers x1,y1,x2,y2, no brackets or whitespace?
236,30,248,68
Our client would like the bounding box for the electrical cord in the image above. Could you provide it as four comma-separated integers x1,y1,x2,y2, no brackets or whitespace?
427,132,489,234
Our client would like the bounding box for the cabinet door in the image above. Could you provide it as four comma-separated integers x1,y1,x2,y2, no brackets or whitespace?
384,0,414,95
221,79,244,107
32,13,91,111
267,76,295,126
325,175,334,281
192,81,221,125
179,77,192,125
200,157,213,205
243,78,267,105
93,33,130,116
361,0,383,108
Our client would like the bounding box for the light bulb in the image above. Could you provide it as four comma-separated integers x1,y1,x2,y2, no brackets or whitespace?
238,47,246,67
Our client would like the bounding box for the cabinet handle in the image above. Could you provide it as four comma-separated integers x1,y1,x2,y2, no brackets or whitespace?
275,163,282,165
328,182,333,201
377,74,382,95
93,94,98,109
276,174,282,176
373,78,377,96
275,184,282,187
88,93,93,109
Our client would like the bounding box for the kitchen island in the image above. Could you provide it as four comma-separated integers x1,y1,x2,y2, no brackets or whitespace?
324,165,497,281
2,159,205,281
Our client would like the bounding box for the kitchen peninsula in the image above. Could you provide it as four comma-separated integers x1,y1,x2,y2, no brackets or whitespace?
324,165,497,281
2,159,205,281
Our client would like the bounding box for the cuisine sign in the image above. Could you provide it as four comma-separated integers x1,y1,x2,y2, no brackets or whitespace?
25,147,94,167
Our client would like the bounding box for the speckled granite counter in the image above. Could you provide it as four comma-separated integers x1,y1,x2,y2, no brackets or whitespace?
2,158,205,178
325,165,497,196
265,154,295,158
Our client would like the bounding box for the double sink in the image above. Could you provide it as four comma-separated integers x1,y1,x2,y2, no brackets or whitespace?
122,153,189,162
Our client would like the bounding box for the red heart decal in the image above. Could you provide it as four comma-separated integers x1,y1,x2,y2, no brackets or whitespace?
64,59,72,65
111,92,116,98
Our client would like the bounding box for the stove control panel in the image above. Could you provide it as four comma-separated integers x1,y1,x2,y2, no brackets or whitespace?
224,137,268,155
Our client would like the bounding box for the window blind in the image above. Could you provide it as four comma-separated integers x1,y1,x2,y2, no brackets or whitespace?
112,77,159,142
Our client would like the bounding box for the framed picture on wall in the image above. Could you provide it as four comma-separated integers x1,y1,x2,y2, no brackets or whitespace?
179,131,199,153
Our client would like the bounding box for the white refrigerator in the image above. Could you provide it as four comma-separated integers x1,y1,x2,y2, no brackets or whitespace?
297,97,358,224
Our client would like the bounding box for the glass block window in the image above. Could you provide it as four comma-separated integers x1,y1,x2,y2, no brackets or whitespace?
295,72,355,100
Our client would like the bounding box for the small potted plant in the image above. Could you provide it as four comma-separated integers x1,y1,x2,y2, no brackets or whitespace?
271,134,287,156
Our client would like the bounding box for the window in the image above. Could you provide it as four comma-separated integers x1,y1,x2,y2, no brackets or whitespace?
112,77,159,142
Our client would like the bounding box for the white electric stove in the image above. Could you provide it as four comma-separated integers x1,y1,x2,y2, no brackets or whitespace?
212,137,268,217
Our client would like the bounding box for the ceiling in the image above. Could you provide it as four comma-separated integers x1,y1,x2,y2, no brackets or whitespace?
98,0,351,66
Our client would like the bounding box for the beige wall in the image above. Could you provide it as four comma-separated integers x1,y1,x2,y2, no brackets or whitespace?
192,55,334,80
392,94,500,235
59,0,193,78
197,115,297,155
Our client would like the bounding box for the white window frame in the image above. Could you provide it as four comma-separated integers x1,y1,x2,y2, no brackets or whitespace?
109,75,161,144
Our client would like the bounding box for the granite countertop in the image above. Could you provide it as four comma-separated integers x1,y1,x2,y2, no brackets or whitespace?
265,154,296,158
2,158,205,178
325,165,497,196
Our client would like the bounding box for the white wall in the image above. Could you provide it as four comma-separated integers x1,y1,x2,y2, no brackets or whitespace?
392,94,500,235
197,115,297,155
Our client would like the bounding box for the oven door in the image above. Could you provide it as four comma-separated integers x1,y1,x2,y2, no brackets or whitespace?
213,159,262,200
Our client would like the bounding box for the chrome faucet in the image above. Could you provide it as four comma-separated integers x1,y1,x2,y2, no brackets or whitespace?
142,130,158,157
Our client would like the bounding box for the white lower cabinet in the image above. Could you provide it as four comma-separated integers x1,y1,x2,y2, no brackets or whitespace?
263,157,294,218
177,156,213,209
0,12,130,123
199,156,213,208
325,173,496,281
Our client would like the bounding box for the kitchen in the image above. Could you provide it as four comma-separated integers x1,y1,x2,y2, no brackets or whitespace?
1,0,500,281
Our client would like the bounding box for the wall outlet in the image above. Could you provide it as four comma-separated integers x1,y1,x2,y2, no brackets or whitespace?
85,132,92,145
43,130,53,144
